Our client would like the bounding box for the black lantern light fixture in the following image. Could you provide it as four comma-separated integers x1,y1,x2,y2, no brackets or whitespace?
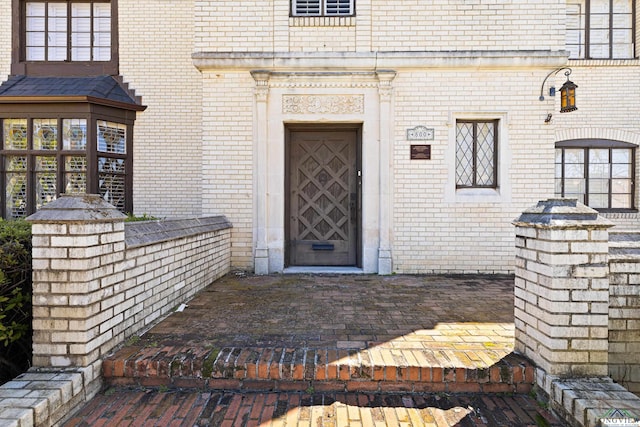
539,67,578,113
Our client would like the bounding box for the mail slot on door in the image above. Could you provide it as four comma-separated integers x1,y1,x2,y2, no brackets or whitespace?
312,243,335,251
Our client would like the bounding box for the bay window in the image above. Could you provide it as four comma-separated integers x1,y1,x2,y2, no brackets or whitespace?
1,114,134,219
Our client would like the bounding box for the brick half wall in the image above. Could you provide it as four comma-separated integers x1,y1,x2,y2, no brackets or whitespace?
28,195,232,371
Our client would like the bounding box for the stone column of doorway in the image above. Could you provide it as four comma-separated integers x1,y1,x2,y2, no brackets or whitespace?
251,70,270,274
376,70,396,275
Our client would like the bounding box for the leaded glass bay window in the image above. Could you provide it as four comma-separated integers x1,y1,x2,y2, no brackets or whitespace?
0,116,132,219
65,155,86,194
5,156,28,219
63,118,87,150
4,120,27,150
35,155,57,210
97,121,127,211
555,140,636,210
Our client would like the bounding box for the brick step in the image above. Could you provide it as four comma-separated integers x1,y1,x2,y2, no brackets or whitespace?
102,346,535,394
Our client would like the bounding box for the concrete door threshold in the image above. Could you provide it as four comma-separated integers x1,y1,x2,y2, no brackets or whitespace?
283,266,365,274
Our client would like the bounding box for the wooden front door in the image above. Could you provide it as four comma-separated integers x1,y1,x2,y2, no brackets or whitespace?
287,128,360,266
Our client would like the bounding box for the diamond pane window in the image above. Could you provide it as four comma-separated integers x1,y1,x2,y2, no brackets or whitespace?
555,141,635,210
98,157,126,211
35,156,57,209
64,156,87,194
455,120,498,189
5,156,28,219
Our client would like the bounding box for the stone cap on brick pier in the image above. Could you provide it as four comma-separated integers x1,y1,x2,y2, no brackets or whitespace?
513,198,613,228
26,194,126,223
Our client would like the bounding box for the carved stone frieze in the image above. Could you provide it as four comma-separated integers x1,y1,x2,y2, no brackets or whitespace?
282,95,365,114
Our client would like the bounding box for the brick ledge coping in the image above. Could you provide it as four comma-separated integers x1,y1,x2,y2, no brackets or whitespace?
0,365,101,427
125,215,232,248
536,369,640,427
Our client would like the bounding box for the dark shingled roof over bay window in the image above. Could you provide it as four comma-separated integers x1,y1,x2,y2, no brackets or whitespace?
0,75,145,218
0,75,144,110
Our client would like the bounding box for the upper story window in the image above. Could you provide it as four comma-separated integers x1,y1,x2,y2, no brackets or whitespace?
567,0,636,59
555,139,636,211
455,120,499,189
291,0,354,16
25,1,111,62
12,0,118,76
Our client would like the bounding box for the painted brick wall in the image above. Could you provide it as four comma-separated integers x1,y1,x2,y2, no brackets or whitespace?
30,202,232,368
609,258,640,394
193,0,565,53
289,24,357,52
370,0,565,52
194,0,276,52
513,200,612,377
391,70,556,274
119,0,204,218
201,72,255,269
0,0,10,80
553,64,640,134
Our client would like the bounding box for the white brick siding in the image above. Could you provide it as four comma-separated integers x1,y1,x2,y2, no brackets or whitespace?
30,212,231,368
0,1,10,79
201,72,256,269
120,0,203,218
2,0,639,274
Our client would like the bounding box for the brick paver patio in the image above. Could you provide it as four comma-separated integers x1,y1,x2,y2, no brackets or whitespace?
64,274,567,426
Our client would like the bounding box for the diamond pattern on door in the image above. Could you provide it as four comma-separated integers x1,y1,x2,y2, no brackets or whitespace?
288,130,358,266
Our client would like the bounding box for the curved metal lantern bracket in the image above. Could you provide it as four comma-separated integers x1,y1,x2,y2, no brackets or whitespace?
539,67,573,101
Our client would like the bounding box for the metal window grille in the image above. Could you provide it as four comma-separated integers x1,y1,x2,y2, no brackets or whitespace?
292,0,353,16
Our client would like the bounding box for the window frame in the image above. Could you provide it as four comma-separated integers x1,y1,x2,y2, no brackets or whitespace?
455,119,499,189
0,104,135,219
290,0,355,17
11,0,119,76
566,0,637,60
555,139,637,212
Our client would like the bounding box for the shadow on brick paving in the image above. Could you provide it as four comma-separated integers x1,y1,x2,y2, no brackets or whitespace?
65,274,568,426
63,388,567,426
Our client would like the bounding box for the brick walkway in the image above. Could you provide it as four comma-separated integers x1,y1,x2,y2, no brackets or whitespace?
65,274,568,426
63,389,564,426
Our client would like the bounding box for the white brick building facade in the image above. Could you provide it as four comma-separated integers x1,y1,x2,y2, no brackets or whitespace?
1,0,639,274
